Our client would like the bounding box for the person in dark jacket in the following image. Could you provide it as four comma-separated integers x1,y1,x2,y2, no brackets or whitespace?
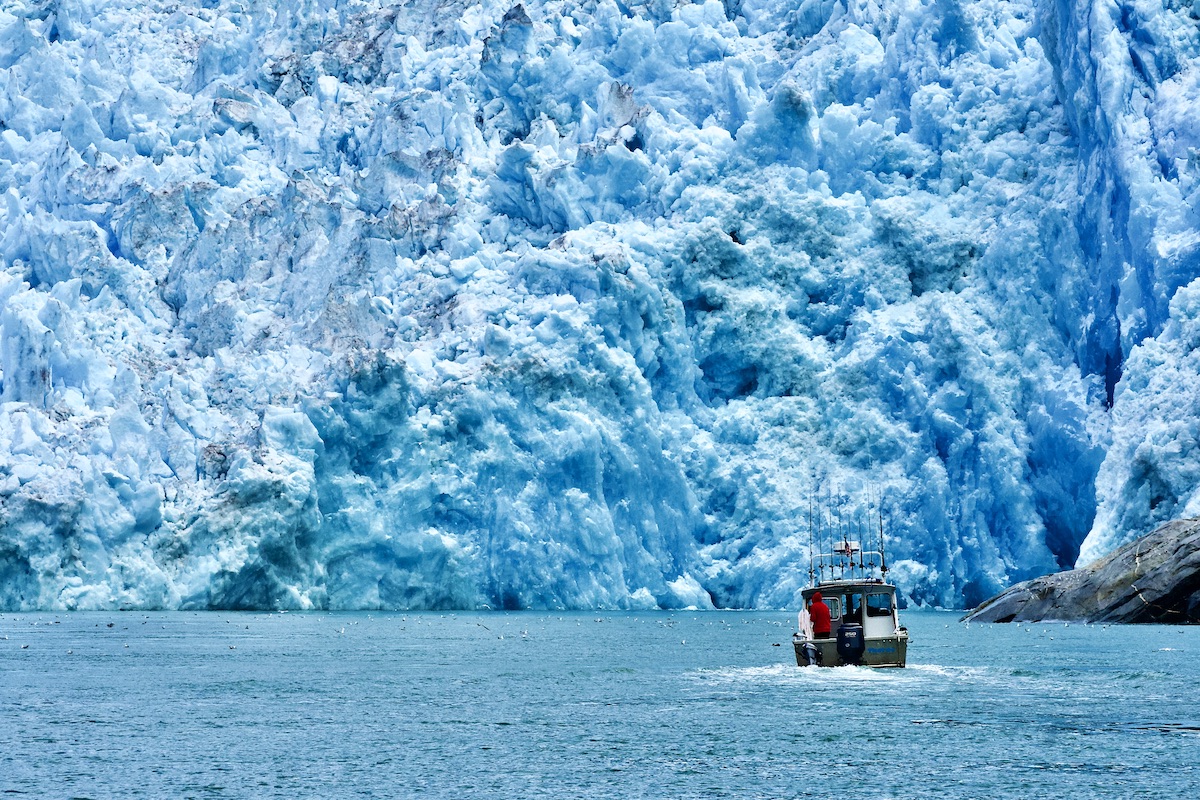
809,592,832,639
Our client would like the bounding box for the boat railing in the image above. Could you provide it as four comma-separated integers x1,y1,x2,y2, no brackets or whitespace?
807,539,888,583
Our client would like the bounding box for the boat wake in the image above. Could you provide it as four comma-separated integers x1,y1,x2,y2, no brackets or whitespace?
905,664,992,681
690,663,906,685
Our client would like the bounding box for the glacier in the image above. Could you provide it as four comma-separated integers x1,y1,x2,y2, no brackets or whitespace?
0,0,1197,610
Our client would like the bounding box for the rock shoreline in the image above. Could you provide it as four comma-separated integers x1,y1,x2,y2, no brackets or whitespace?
964,519,1200,624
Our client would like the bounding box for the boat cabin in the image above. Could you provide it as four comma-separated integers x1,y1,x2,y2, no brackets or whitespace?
802,581,901,641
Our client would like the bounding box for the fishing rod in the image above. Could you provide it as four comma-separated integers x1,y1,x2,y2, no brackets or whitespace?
807,490,815,586
878,487,888,576
858,503,866,572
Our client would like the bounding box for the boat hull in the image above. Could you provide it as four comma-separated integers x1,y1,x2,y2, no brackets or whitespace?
793,633,908,668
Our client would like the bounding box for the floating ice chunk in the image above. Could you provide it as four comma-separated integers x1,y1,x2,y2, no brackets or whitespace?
666,573,715,610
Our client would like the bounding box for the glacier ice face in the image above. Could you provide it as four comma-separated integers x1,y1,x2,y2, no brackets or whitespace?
1044,0,1200,565
1080,278,1200,566
0,0,1194,610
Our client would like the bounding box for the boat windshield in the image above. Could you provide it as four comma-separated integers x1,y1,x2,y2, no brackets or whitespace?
843,593,862,624
866,592,893,617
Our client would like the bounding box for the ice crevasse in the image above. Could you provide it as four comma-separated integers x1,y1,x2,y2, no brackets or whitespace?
1,0,1198,610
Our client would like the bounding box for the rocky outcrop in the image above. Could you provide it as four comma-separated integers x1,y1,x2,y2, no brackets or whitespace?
964,519,1200,623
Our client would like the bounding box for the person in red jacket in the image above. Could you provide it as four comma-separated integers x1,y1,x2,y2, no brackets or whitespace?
809,592,832,639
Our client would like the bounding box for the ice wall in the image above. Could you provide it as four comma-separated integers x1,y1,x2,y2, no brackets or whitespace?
1041,0,1200,565
0,0,1194,610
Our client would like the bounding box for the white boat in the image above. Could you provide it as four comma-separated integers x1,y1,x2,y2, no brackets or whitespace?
793,540,909,668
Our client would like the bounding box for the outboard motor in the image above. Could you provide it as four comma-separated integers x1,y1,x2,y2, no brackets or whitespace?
836,623,866,665
800,641,820,666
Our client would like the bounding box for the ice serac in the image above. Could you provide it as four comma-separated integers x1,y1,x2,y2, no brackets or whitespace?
0,0,1193,611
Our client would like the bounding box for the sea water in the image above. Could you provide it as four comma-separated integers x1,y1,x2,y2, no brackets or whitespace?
1,610,1196,799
